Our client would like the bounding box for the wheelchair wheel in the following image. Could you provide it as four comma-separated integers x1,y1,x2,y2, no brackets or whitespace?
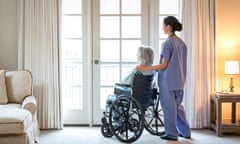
144,105,164,136
109,95,144,143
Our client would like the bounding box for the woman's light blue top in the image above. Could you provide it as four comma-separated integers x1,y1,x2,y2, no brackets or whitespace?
120,65,154,86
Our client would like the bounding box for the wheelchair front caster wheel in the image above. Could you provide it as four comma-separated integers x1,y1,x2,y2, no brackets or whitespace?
101,123,113,137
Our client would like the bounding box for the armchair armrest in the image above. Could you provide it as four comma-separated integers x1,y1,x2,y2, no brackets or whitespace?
21,95,37,114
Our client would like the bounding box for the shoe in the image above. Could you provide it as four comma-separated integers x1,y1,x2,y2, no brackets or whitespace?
178,133,191,139
160,134,178,141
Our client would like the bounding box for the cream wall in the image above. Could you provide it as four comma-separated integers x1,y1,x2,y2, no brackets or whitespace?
216,0,240,123
216,0,240,92
0,0,18,70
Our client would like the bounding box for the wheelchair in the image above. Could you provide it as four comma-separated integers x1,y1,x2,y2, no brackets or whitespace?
100,73,164,143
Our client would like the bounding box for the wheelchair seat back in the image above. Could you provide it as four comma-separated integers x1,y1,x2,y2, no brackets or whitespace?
132,73,154,109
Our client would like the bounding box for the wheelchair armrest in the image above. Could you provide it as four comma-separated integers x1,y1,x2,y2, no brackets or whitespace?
115,83,131,87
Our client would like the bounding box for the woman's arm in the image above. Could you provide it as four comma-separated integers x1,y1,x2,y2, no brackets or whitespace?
120,68,136,85
137,57,168,71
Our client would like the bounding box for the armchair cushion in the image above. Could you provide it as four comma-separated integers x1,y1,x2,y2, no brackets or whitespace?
5,70,32,104
0,69,8,104
0,108,32,134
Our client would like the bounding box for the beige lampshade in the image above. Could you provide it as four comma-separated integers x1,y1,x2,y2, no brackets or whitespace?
224,60,239,75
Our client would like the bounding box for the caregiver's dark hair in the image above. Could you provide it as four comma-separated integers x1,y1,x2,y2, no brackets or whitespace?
163,16,182,32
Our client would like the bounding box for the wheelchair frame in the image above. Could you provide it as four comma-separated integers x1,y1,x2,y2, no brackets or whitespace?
101,74,164,143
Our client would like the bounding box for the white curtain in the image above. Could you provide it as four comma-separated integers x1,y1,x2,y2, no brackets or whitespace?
18,0,63,129
182,0,216,128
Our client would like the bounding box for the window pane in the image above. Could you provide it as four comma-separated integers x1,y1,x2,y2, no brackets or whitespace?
159,0,179,14
62,39,82,60
100,40,120,62
100,16,120,38
62,0,82,14
122,0,141,14
62,16,82,38
122,16,141,38
64,63,83,109
100,64,120,85
65,86,82,109
100,0,119,14
65,63,82,85
122,40,141,62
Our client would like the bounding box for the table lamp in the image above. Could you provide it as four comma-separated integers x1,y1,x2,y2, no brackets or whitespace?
224,60,239,92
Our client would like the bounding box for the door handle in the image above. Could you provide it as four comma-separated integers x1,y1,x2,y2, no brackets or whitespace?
94,60,100,64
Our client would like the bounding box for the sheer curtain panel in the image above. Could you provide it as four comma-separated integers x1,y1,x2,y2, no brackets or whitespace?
182,0,216,128
18,0,63,129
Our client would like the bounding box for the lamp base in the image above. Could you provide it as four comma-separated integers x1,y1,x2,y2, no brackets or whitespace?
229,77,234,92
229,86,234,92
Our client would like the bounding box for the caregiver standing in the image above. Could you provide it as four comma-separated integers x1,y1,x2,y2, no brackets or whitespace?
137,16,191,140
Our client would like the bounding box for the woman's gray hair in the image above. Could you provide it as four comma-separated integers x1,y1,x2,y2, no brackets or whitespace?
137,45,154,65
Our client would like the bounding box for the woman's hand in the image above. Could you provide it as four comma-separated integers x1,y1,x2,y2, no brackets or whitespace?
137,64,146,71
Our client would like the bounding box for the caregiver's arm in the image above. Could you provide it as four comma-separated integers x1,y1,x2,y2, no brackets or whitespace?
137,57,168,71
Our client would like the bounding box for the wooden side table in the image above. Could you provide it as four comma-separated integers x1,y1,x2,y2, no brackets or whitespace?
210,93,240,136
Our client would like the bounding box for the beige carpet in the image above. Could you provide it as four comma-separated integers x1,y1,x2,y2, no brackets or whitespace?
39,127,240,144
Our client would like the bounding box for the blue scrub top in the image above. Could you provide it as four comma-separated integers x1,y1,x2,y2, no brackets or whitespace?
158,37,187,90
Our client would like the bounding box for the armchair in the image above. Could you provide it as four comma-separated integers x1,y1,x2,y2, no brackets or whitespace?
0,69,40,144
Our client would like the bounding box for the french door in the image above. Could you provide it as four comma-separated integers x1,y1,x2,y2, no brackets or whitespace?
92,0,151,124
61,0,180,125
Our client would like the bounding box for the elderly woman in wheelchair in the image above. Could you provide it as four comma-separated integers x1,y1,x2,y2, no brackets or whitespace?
100,46,164,143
